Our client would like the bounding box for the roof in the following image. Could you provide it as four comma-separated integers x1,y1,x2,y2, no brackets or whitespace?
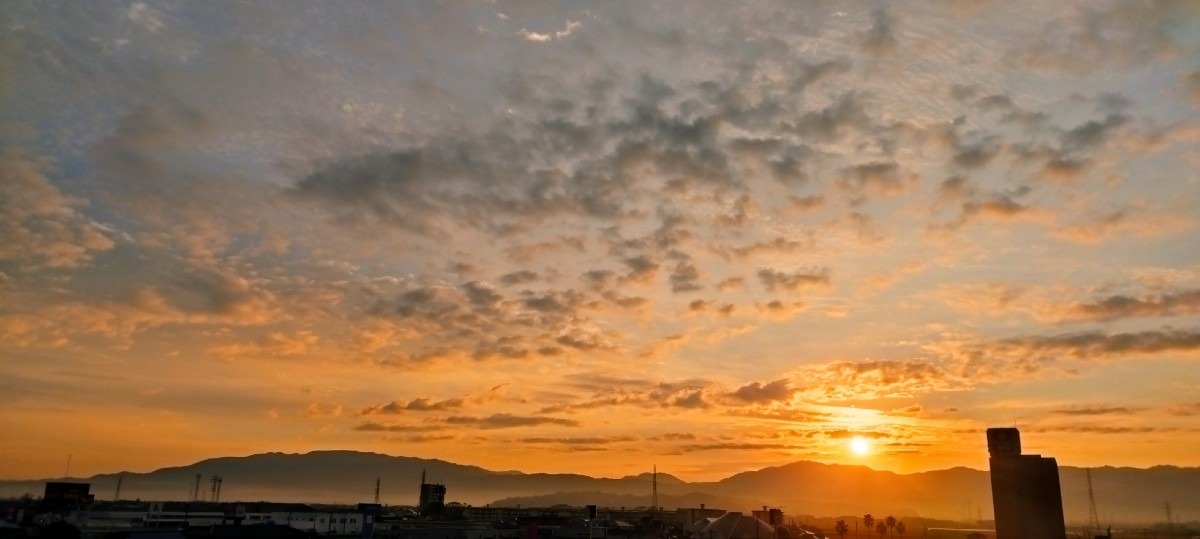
697,512,774,539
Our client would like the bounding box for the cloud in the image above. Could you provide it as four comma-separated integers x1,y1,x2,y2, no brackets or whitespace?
126,3,167,33
303,402,343,419
862,8,897,55
1053,289,1200,322
681,442,793,452
930,187,1045,233
365,280,613,365
1029,426,1180,435
1014,1,1195,74
518,29,552,42
668,260,703,292
354,422,447,433
361,397,466,415
555,20,581,39
730,379,794,403
517,436,637,445
716,277,746,292
1166,402,1200,417
936,328,1200,379
0,152,115,270
209,330,319,359
620,255,661,284
719,236,814,260
994,328,1200,359
1050,209,1191,245
1061,114,1129,153
537,377,717,414
757,268,831,292
936,283,1026,314
518,20,580,42
756,300,806,320
1187,71,1200,106
794,359,971,401
499,270,540,286
1051,405,1141,416
444,413,579,429
836,161,915,199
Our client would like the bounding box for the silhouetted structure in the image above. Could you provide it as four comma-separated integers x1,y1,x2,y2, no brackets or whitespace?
418,470,446,516
986,428,1066,539
43,482,92,512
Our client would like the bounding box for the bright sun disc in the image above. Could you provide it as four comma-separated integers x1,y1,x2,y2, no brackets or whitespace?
851,436,870,455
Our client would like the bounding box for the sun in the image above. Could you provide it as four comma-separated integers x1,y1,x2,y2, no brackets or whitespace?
850,436,870,456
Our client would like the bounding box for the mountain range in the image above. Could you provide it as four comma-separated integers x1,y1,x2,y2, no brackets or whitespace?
3,451,1197,524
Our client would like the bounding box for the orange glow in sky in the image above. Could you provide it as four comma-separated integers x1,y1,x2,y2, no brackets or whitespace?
3,2,1200,483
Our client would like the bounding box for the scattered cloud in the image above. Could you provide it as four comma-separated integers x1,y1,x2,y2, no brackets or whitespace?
445,413,580,429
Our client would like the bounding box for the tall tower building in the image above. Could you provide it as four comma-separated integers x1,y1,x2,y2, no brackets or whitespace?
418,470,447,516
987,428,1067,539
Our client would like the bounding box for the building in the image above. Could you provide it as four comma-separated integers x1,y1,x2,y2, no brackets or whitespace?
43,482,93,512
419,474,447,517
986,428,1066,539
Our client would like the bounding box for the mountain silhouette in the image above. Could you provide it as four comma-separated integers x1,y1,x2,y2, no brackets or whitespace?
2,451,1196,523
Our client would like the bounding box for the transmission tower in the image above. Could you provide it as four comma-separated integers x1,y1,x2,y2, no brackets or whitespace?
210,475,223,502
1086,468,1101,533
114,475,122,502
374,477,381,504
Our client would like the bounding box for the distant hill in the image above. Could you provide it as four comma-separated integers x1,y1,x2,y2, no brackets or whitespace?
2,451,1197,523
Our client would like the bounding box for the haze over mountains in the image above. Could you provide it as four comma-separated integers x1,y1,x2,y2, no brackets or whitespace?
2,451,1197,524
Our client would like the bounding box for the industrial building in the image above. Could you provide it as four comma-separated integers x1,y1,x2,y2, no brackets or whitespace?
986,428,1067,539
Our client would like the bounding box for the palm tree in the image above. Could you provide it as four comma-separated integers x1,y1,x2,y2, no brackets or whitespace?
875,521,887,539
886,516,896,537
834,520,849,539
895,522,906,537
863,514,874,535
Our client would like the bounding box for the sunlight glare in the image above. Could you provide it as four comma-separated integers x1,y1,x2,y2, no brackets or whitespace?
851,436,870,456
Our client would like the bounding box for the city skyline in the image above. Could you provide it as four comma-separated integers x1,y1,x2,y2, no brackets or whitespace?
3,1,1200,482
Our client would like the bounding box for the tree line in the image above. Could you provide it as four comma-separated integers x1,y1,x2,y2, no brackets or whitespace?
833,514,906,539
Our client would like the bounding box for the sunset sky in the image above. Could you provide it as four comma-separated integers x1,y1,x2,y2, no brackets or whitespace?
3,1,1200,483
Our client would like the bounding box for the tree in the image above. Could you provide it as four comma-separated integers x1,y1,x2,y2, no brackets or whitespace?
886,516,896,537
895,522,906,537
875,522,887,539
834,520,849,539
863,514,874,534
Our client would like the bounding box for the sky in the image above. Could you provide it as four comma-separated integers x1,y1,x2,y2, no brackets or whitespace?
2,1,1200,483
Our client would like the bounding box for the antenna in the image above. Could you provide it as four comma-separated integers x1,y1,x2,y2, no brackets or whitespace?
114,475,123,501
374,477,381,504
1165,501,1173,532
210,475,223,503
1086,469,1101,534
651,465,658,512
64,454,72,479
